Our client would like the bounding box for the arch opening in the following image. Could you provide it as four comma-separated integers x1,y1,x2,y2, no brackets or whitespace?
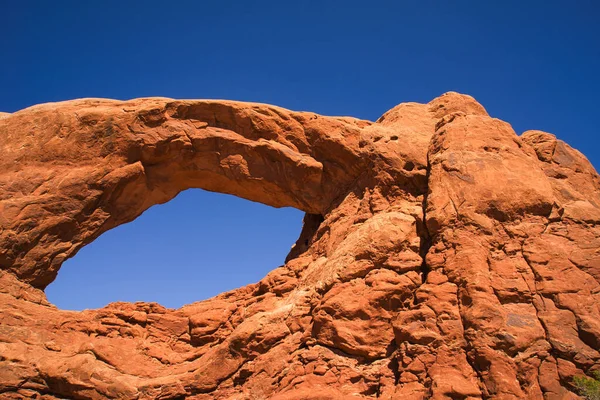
45,189,304,310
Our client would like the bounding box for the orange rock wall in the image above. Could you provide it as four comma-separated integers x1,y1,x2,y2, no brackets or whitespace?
0,93,598,399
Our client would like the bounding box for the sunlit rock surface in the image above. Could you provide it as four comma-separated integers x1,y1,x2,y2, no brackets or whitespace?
0,93,599,399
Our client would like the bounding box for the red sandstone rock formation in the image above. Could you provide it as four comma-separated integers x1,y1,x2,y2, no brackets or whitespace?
0,93,599,399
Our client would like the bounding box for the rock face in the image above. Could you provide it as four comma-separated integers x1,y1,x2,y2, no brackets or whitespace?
0,93,599,399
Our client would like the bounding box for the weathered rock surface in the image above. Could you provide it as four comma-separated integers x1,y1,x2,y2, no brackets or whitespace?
0,93,598,399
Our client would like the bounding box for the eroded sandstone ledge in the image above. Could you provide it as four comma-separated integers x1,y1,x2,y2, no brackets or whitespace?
0,93,599,399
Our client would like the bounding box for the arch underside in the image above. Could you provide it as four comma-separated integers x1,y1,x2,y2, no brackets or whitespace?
0,93,599,399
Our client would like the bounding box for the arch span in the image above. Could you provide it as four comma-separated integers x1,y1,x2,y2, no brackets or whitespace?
0,98,370,288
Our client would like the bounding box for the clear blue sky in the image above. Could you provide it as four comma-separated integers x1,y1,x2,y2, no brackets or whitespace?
2,1,598,310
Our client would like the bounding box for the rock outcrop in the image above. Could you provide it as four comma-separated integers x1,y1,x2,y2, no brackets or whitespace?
0,93,599,399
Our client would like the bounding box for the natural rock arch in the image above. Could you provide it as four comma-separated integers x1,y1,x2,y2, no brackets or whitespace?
0,97,373,288
0,93,599,399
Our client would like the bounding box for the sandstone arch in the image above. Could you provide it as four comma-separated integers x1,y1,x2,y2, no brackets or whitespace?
0,93,599,399
0,98,369,288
